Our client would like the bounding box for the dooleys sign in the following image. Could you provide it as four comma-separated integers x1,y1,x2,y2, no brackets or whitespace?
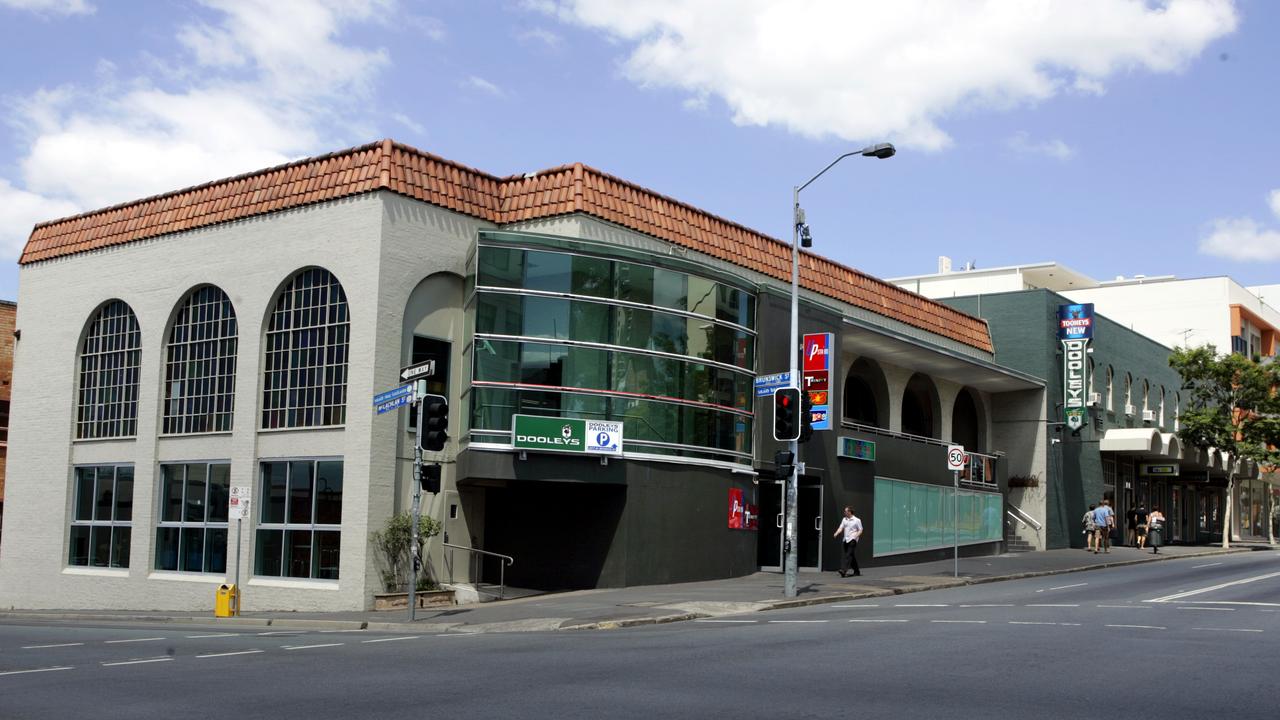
512,415,624,456
1058,303,1094,432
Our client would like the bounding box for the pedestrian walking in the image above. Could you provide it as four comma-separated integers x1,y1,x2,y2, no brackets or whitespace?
1148,507,1166,553
1135,503,1149,549
1125,504,1138,548
1083,503,1098,551
833,506,863,577
1093,499,1115,554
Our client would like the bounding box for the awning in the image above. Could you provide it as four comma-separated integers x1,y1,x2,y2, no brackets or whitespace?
1100,428,1162,453
1160,433,1181,459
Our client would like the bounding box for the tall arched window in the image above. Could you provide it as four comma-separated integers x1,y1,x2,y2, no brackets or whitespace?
1174,392,1181,431
164,286,238,434
1124,373,1133,414
1158,386,1166,427
77,300,141,439
262,268,350,429
1105,366,1114,412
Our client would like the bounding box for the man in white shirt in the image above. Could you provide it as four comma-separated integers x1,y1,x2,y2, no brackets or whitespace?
833,506,863,577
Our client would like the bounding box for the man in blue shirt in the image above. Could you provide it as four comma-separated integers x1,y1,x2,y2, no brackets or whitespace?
1093,499,1115,554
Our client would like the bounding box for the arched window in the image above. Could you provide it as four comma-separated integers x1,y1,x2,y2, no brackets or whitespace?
262,268,350,429
1124,373,1133,414
1105,366,1114,412
1158,386,1166,427
951,388,984,450
77,300,141,439
901,373,940,439
1142,379,1150,412
1174,392,1181,431
163,286,238,434
843,357,889,428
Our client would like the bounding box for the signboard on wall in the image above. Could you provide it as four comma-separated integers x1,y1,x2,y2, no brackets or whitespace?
727,488,758,531
802,332,834,431
512,415,624,456
1058,304,1094,431
837,437,876,461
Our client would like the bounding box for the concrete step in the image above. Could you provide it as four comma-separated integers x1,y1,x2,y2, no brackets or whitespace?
1005,539,1036,553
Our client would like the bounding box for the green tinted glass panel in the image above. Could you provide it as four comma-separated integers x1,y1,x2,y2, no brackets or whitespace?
874,478,892,556
477,247,523,288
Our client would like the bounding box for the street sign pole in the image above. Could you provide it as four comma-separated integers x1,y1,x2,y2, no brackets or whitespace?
953,469,959,578
409,381,425,622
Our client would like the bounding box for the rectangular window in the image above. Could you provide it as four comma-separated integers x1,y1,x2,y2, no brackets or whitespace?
255,459,343,580
155,462,230,573
69,465,134,568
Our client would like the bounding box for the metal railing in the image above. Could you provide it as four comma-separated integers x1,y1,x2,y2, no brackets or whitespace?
1006,504,1043,531
443,543,514,599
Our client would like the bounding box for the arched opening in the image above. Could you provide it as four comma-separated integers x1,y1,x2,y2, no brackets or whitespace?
951,387,985,450
901,373,941,439
262,267,350,429
163,285,238,434
842,357,890,428
76,299,142,439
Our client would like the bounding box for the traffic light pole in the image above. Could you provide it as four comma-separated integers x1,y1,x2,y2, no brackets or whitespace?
409,381,425,622
785,185,801,599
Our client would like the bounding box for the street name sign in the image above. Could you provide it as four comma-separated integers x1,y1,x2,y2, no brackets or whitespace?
753,372,791,397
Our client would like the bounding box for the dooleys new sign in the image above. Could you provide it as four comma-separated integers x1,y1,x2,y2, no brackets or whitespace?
512,415,624,456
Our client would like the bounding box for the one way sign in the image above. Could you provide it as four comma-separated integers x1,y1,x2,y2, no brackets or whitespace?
400,359,436,382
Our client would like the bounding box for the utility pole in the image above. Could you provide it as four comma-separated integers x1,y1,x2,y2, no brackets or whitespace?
409,380,425,622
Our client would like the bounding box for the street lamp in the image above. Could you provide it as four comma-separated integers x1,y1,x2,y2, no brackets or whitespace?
784,142,895,599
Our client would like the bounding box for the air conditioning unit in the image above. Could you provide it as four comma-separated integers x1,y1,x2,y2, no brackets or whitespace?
1087,392,1102,407
1125,404,1137,417
1142,409,1156,423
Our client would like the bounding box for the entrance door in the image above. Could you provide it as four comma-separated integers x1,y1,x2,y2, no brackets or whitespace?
756,481,822,571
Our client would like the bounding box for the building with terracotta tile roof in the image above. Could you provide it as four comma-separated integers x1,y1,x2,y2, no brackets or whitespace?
0,140,1042,611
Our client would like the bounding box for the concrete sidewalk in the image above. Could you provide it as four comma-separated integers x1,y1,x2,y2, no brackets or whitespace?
3,543,1272,634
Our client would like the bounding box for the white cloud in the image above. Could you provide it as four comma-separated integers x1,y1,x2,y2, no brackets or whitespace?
0,0,93,15
1007,131,1074,160
2,0,393,262
0,179,80,260
539,0,1238,149
518,27,562,48
463,75,505,97
1200,188,1280,262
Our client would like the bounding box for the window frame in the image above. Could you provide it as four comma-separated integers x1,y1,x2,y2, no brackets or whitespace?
76,301,142,440
254,458,343,581
154,461,231,574
68,464,134,568
261,268,351,430
163,286,239,435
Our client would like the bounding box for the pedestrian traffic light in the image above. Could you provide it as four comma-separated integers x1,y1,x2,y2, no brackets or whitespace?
420,394,449,452
774,450,795,480
773,388,800,441
799,392,814,444
419,464,442,494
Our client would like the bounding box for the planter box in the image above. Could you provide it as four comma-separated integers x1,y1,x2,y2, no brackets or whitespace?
373,590,455,611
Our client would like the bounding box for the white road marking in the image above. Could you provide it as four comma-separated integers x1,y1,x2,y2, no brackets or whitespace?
1049,576,1090,589
105,637,166,644
1191,627,1263,633
282,643,344,650
1146,571,1280,603
1058,623,1083,626
1027,604,1079,608
895,604,948,607
102,657,173,667
1105,624,1165,630
1176,607,1233,612
319,629,366,633
1009,621,1057,626
197,650,264,658
960,604,1013,607
361,636,423,643
768,620,828,624
1192,562,1223,569
0,666,74,677
1097,605,1150,609
694,620,758,624
257,631,302,636
22,642,84,649
186,633,240,638
931,620,986,624
849,619,909,623
1172,601,1280,608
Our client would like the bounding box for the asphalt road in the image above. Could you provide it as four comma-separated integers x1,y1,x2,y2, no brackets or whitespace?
2,551,1277,719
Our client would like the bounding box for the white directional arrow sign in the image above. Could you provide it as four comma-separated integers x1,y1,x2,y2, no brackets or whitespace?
400,359,436,382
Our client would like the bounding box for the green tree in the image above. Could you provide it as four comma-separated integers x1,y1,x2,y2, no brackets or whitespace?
1169,345,1280,548
370,511,442,592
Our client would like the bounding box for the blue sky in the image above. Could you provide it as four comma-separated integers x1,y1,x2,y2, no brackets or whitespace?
1,0,1277,301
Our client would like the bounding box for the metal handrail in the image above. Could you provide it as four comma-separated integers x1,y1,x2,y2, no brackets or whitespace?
1007,504,1043,531
443,543,514,599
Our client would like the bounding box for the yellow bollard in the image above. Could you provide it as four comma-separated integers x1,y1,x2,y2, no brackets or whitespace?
214,583,239,618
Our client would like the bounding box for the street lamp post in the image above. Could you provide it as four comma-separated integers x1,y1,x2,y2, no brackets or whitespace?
784,143,895,599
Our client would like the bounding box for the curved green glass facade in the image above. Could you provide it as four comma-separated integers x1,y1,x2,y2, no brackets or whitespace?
466,233,757,464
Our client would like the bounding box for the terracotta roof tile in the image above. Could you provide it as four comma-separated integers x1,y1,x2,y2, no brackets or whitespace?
20,139,991,352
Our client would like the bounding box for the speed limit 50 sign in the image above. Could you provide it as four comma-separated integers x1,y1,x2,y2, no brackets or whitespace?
946,444,967,471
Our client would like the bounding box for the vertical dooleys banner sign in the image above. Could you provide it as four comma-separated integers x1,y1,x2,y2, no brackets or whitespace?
802,332,833,431
1058,303,1094,431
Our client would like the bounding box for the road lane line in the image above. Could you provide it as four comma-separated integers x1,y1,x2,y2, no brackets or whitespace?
1058,623,1082,626
102,657,173,667
1106,624,1165,630
318,629,366,633
105,637,166,644
769,620,828,624
1191,627,1263,633
197,650,264,658
1176,607,1233,612
1172,601,1280,608
1027,604,1079,608
361,636,423,643
1146,571,1280,603
0,666,75,677
931,620,986,624
22,643,84,649
282,643,344,650
1097,605,1150,609
961,604,1013,607
1009,621,1057,626
896,604,948,607
849,619,909,623
257,631,302,636
1044,582,1088,592
186,633,240,638
1192,562,1224,569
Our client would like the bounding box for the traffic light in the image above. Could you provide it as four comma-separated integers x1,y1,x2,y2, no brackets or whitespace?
799,392,814,444
774,450,795,480
773,388,800,441
420,393,449,452
419,464,442,494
